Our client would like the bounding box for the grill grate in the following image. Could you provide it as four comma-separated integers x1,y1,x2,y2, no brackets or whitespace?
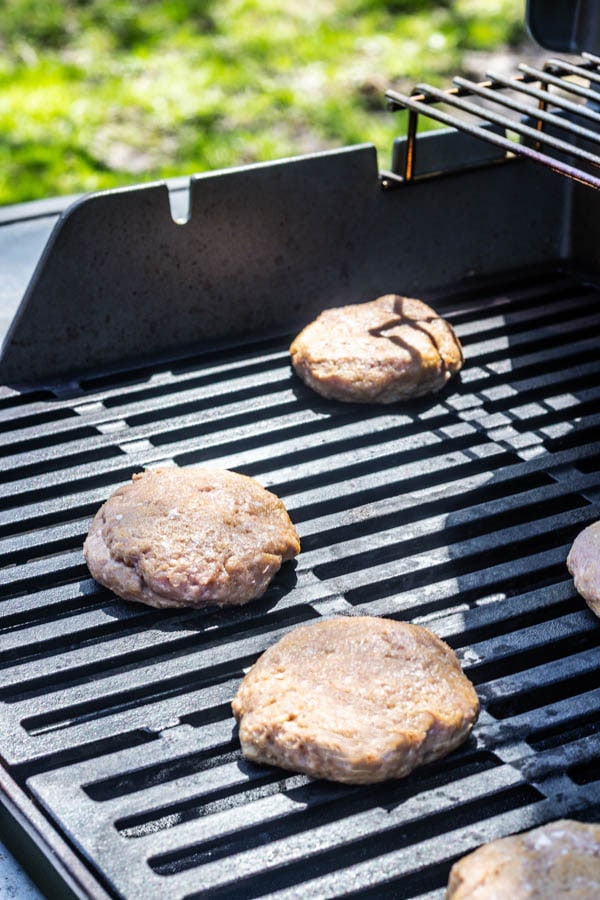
1,263,600,897
385,53,600,189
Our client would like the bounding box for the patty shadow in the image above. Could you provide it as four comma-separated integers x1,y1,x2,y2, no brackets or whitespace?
289,368,460,419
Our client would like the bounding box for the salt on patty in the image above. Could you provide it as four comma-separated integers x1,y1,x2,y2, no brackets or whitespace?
447,820,600,899
232,616,479,784
84,467,300,609
289,294,463,403
567,521,600,617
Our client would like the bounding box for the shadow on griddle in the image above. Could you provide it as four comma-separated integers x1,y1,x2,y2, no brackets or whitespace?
98,559,299,633
289,372,462,417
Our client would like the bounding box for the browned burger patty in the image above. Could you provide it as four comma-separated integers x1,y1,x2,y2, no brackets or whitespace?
289,294,464,403
232,616,479,784
83,467,300,609
447,819,600,899
567,521,600,617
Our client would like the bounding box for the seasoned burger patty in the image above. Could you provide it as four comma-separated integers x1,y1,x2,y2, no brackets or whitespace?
567,521,600,617
447,819,600,899
84,467,300,609
289,294,463,403
232,616,479,784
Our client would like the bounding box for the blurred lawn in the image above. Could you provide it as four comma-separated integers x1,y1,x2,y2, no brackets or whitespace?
0,0,526,205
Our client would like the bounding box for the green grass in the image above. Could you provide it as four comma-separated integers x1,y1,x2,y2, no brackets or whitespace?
0,0,525,205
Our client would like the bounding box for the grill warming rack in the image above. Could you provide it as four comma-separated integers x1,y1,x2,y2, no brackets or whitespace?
384,53,600,190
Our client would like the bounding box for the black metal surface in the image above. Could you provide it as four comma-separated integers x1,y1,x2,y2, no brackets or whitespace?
1,263,599,898
0,765,112,900
385,54,600,190
0,146,379,385
527,0,600,55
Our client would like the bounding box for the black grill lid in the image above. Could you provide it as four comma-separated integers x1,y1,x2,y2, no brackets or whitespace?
527,0,600,54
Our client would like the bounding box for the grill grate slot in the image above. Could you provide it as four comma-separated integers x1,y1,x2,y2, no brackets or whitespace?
570,758,600,786
527,709,600,752
147,781,541,880
115,750,500,841
1,263,600,898
484,649,600,720
385,53,600,189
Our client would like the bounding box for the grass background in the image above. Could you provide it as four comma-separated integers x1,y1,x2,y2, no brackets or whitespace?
1,0,528,205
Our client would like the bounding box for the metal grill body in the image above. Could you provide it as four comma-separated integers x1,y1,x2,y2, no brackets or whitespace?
1,141,600,898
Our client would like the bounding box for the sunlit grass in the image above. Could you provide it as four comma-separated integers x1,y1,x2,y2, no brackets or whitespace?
1,0,525,204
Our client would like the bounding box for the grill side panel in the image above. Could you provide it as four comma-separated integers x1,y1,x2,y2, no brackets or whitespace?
0,148,570,383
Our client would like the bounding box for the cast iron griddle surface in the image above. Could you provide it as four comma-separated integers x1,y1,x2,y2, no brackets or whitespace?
1,264,599,898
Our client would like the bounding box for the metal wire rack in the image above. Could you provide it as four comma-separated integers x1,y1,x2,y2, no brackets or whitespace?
384,53,600,189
